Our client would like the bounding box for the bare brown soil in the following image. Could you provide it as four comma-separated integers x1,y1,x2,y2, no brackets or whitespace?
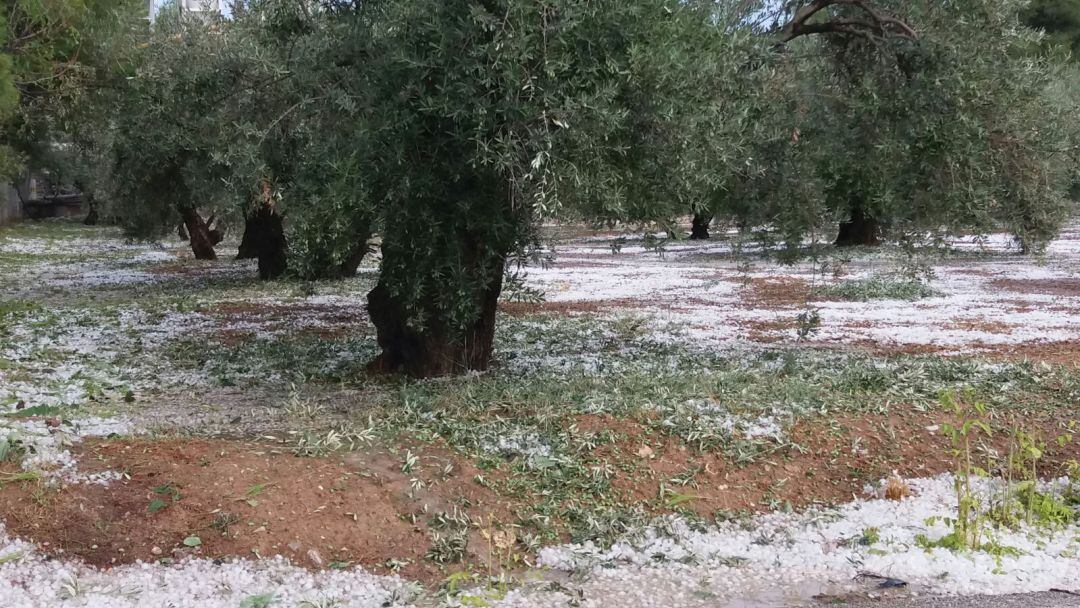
604,409,1079,516
742,276,814,308
991,278,1080,297
1,406,1076,579
205,301,361,326
940,320,1018,334
0,438,509,583
986,340,1080,368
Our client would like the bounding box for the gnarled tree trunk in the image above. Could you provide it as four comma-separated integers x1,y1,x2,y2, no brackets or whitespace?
835,203,881,247
690,212,712,240
237,203,288,279
179,207,220,260
236,216,258,260
338,235,373,278
367,245,505,378
83,195,99,226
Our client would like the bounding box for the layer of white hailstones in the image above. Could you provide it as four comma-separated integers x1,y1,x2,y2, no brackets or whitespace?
522,224,1080,352
0,229,368,414
0,417,132,486
0,536,417,608
664,399,786,441
488,475,1080,608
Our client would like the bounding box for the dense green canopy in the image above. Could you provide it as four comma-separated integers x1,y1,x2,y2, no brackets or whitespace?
1023,0,1080,55
0,0,144,179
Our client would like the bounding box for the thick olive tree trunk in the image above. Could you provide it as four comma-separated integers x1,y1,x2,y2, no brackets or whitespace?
835,203,881,247
83,195,99,226
179,207,221,260
338,237,373,278
367,249,504,378
690,212,712,240
237,203,288,279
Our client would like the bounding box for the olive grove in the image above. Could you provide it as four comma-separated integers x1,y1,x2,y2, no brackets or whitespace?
59,0,1080,377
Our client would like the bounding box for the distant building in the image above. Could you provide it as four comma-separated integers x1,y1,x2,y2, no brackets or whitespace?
181,0,221,12
148,0,221,21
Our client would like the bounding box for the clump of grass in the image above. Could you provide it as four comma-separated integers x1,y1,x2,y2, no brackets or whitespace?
817,277,940,301
426,528,469,564
0,433,26,463
0,471,41,487
858,527,881,546
0,300,42,320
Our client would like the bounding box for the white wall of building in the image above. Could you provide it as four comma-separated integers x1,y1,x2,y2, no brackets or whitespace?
181,0,221,11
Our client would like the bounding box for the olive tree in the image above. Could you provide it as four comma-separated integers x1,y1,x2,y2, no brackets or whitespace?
261,0,764,377
729,0,1080,251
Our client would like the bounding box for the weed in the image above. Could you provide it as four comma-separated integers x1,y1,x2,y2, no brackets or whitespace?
211,512,241,534
929,393,1076,556
239,593,276,608
795,307,821,341
859,527,881,546
426,528,469,564
0,433,25,463
817,277,940,301
0,471,42,487
939,393,993,550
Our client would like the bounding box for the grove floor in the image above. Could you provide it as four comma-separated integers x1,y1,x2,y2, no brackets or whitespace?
0,219,1078,607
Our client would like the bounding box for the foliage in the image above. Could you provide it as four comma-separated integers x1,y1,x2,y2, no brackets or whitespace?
0,0,144,180
927,392,1076,555
816,277,940,301
721,0,1080,253
1022,0,1080,55
106,11,278,239
64,0,1080,374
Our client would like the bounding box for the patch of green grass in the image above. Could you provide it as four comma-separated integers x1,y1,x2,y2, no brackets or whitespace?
0,471,42,487
3,405,65,419
817,277,941,301
165,333,378,386
238,593,276,608
315,314,1080,547
915,532,1023,558
0,435,25,463
0,300,42,319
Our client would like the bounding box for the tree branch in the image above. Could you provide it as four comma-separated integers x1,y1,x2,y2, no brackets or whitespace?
776,0,917,45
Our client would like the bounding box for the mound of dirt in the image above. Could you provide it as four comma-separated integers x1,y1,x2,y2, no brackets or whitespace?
0,438,509,583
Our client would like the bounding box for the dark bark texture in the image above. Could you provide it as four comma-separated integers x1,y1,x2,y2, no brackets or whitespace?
367,248,504,378
179,208,221,260
338,239,372,278
237,203,288,279
835,204,881,247
690,212,712,240
83,196,99,226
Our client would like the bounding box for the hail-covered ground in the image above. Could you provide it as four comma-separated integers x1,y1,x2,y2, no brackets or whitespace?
0,219,1078,608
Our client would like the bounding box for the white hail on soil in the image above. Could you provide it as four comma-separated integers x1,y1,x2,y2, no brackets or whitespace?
491,475,1080,608
524,224,1080,352
663,399,787,441
0,417,131,486
0,540,416,608
0,475,1075,607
